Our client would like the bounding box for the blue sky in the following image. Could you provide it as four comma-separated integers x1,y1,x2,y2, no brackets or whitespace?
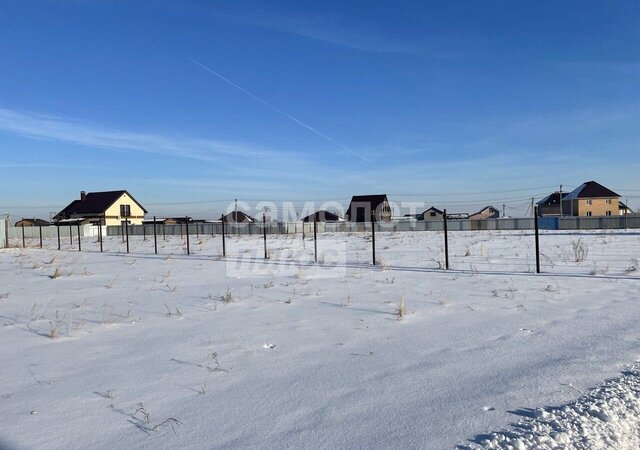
1,0,639,219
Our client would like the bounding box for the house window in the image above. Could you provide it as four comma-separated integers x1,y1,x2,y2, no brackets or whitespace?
430,212,437,217
605,199,612,205
119,204,131,217
586,211,592,216
606,211,612,216
585,199,592,205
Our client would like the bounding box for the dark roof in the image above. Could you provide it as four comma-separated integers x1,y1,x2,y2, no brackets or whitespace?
222,211,255,223
423,206,443,215
55,190,147,220
537,192,569,206
346,194,389,219
567,181,620,199
349,194,388,206
301,210,343,222
16,218,50,226
619,201,633,212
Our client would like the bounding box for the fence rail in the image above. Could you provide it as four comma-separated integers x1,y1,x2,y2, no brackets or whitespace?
4,215,639,277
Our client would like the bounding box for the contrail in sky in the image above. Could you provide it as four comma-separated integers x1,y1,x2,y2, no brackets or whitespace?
190,58,369,162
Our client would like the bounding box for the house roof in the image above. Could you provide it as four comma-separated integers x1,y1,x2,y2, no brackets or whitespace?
565,181,620,200
619,202,633,212
346,194,389,217
222,211,255,223
471,205,498,215
55,190,147,220
537,192,569,206
422,206,443,215
301,210,343,222
16,218,50,226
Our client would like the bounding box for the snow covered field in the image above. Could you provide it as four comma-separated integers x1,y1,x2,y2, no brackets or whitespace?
1,230,639,449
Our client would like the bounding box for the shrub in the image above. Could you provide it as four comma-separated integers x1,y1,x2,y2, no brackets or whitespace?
572,239,588,263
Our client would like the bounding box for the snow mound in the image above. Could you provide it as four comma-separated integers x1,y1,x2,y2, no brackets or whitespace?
463,365,640,449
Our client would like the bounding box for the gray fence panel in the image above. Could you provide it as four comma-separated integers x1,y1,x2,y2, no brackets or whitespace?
7,225,89,239
99,214,640,237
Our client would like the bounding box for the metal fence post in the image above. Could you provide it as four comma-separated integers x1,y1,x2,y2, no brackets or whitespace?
77,221,81,252
69,223,73,245
101,213,105,253
263,212,268,259
185,217,190,255
39,224,43,248
22,223,25,248
143,222,146,241
153,216,158,255
56,222,61,250
534,206,540,274
99,217,103,253
371,211,376,265
443,209,449,270
125,220,129,253
314,216,318,263
221,214,226,257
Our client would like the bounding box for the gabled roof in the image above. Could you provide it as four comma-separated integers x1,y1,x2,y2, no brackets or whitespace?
346,194,390,221
537,192,569,206
222,211,255,223
347,194,388,215
348,194,388,206
422,206,443,215
301,210,343,222
565,181,620,200
16,218,50,226
468,205,499,219
471,205,499,215
55,190,147,220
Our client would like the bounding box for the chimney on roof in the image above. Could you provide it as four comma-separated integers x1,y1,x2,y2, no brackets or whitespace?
80,191,86,202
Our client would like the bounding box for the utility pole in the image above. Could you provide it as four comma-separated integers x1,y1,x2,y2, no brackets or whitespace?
502,204,506,218
559,185,563,216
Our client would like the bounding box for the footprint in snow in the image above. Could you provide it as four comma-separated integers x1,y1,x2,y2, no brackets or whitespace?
263,343,276,349
519,328,534,333
483,406,495,411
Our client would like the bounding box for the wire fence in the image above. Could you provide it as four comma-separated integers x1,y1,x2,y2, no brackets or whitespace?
3,217,640,278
